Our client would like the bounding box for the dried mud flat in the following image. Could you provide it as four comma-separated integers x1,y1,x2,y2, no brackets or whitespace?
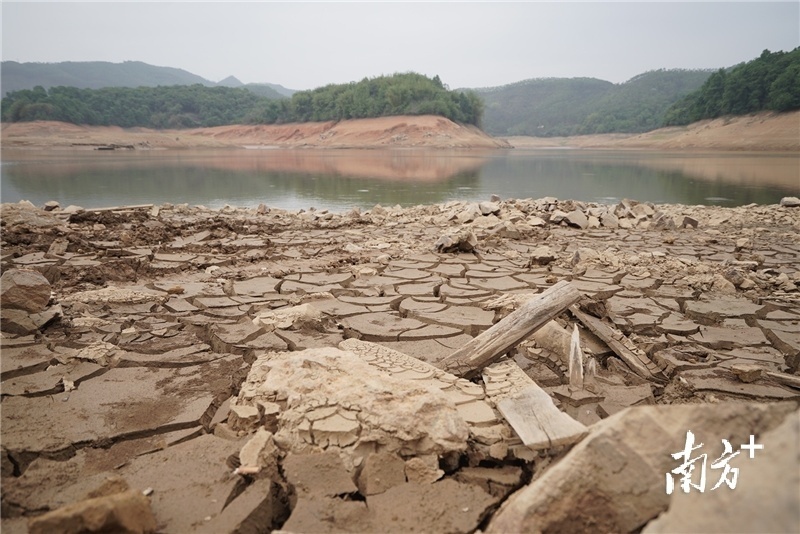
1,195,799,533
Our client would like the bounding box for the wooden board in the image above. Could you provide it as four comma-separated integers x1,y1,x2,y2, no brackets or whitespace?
484,361,588,450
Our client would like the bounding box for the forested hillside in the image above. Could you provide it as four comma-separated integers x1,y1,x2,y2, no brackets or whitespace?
249,73,483,126
663,48,800,125
474,69,711,137
1,73,482,128
1,85,270,128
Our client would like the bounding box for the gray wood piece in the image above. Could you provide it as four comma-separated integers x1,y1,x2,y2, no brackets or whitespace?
570,306,667,383
484,361,588,449
440,281,582,378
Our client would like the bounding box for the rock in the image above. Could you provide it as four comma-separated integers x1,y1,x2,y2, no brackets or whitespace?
681,216,699,229
42,200,60,211
458,203,482,223
479,201,501,215
234,348,469,471
601,212,619,228
357,452,406,496
283,451,358,497
0,269,51,313
404,455,444,484
644,409,799,533
486,403,795,534
434,230,478,253
256,203,270,214
528,245,556,265
712,273,737,294
779,196,800,207
490,194,501,202
195,478,288,534
564,209,589,230
27,489,157,534
229,404,262,432
1,308,41,335
730,363,764,383
252,303,326,330
550,209,568,224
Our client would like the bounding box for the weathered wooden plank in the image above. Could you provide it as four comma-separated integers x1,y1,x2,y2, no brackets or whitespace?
766,370,800,390
570,306,667,383
484,361,588,449
440,281,582,379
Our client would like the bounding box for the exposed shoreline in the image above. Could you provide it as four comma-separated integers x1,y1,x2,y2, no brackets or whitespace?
1,196,799,532
2,110,798,152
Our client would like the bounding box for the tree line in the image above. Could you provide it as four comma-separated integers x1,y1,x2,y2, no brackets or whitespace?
0,73,484,128
663,48,800,125
1,84,267,128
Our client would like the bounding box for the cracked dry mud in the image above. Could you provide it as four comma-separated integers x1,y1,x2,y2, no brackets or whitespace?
1,196,799,533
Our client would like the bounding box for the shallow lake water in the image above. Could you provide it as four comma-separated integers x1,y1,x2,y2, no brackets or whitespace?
1,148,797,211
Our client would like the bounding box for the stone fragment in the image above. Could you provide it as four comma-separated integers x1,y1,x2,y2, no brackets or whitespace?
195,478,288,534
730,363,764,383
486,403,795,534
458,203,482,223
27,490,157,534
0,268,51,313
564,209,589,229
42,200,60,211
479,201,501,215
434,229,478,253
238,428,280,480
1,308,40,335
357,452,406,496
601,212,619,228
405,455,444,484
681,216,699,229
228,404,261,432
528,245,556,265
779,196,800,207
283,451,358,497
252,303,326,330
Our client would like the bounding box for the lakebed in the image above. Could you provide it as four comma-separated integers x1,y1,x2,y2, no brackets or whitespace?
1,195,799,533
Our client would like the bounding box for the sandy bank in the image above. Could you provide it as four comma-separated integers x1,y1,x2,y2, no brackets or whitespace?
0,115,510,150
504,110,800,152
4,111,796,152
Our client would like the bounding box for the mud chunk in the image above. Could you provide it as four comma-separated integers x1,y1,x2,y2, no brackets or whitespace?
434,230,478,253
27,489,157,534
0,268,51,313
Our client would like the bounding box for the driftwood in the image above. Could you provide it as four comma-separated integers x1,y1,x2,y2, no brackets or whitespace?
440,280,582,379
570,306,667,383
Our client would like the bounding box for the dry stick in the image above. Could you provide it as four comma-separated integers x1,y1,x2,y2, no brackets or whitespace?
570,305,667,383
440,280,582,379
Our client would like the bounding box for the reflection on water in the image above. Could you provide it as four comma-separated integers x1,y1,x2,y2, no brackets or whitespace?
1,148,797,211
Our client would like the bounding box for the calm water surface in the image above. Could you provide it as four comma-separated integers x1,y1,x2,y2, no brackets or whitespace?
1,148,797,211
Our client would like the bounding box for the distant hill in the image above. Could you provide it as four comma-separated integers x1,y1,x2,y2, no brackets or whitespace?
473,69,712,137
0,60,288,100
664,48,800,125
1,60,212,94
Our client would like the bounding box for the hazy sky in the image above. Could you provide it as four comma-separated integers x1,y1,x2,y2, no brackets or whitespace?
2,2,798,90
